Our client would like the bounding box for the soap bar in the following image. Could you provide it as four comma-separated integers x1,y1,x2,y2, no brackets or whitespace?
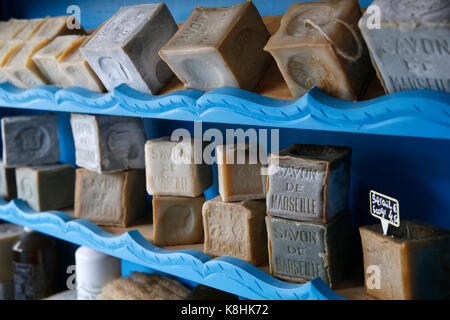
203,196,267,265
145,136,213,197
74,168,146,227
60,48,105,92
0,159,16,200
267,144,351,223
14,18,48,40
266,211,352,288
359,0,450,93
216,143,266,202
0,19,29,40
1,114,60,167
15,163,75,212
160,1,272,91
0,40,24,83
360,221,450,300
264,0,373,100
0,223,23,299
70,114,146,173
81,3,177,93
32,35,87,86
152,195,205,246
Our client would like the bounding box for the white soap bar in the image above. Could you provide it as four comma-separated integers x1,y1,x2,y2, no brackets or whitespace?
14,18,48,40
0,40,24,83
0,19,29,40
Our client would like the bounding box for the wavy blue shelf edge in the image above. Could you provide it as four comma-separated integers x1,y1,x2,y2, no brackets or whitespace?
0,82,449,140
0,198,344,300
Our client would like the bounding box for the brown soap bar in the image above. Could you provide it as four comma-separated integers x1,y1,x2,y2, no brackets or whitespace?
159,1,272,91
15,163,75,212
264,0,373,100
203,196,267,265
267,144,351,223
216,143,266,202
266,211,352,288
360,221,450,300
152,195,205,246
74,168,146,227
0,159,16,200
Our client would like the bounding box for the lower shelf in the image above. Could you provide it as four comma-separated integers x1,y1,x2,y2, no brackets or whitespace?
0,198,373,300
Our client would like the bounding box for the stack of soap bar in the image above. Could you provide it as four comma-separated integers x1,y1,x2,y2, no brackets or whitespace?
81,3,177,93
159,1,272,91
359,0,450,93
0,159,16,200
145,137,213,197
360,221,450,300
16,163,75,211
202,196,267,265
32,35,87,87
216,143,266,202
1,114,60,167
13,18,49,41
152,195,205,246
0,19,29,40
264,0,373,100
70,114,146,173
266,144,351,223
0,223,24,300
0,40,23,83
266,211,352,288
74,168,146,227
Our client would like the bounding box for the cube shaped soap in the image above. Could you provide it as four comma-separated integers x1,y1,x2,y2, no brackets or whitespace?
70,114,146,173
264,0,373,100
216,143,266,202
266,211,352,288
152,195,205,246
159,1,272,91
74,168,146,227
80,3,177,93
0,19,29,40
145,137,213,197
0,159,16,200
203,196,267,265
359,0,450,93
360,221,450,300
15,164,75,212
267,144,351,223
1,114,60,167
13,18,49,41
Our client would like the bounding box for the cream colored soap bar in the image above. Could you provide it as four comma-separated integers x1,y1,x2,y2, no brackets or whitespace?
153,195,205,246
14,18,48,40
203,196,267,265
264,0,373,100
0,159,16,200
216,143,266,202
0,19,29,40
33,35,87,87
74,168,146,227
145,137,213,197
160,1,272,91
0,40,24,83
0,223,23,299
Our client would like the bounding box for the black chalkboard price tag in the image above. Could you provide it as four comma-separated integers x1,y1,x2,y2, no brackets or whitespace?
369,190,400,235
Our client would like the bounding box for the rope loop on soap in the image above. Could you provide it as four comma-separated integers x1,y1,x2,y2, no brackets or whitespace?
304,18,362,62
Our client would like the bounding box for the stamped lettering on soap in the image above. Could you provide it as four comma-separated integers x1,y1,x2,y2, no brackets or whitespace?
288,54,332,91
15,126,50,159
19,176,33,199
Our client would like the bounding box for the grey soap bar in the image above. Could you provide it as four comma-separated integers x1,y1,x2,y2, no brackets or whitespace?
15,163,75,212
159,1,272,91
359,0,450,93
70,113,146,173
80,3,177,94
1,114,60,167
267,144,351,223
266,211,352,288
0,159,16,200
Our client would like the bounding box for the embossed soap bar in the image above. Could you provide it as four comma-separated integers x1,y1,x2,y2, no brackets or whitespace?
264,0,373,100
203,196,267,265
360,221,450,300
145,137,213,197
80,3,177,93
267,144,351,223
266,211,352,288
74,168,146,227
159,1,272,91
70,114,146,173
0,159,16,200
16,163,75,212
1,114,60,167
359,0,450,93
216,143,266,202
152,195,205,246
33,35,87,86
